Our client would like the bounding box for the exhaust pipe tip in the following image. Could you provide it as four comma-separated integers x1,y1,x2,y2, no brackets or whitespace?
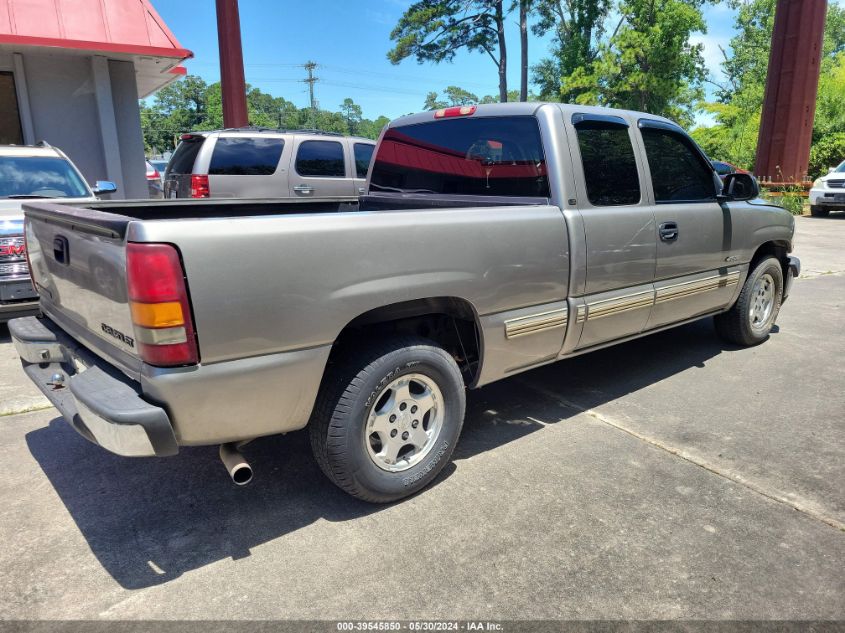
219,443,253,486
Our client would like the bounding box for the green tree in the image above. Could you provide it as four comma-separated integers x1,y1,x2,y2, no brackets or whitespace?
339,98,363,135
388,0,511,102
359,116,391,140
140,75,394,154
531,0,611,101
564,0,708,126
692,1,845,172
423,91,448,110
517,0,533,101
809,52,845,177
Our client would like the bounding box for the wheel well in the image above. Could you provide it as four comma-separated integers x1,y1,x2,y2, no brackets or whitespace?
332,297,482,386
750,240,790,273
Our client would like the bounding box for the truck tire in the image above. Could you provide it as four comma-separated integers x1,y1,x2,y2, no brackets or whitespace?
309,336,465,503
810,205,829,217
714,256,783,346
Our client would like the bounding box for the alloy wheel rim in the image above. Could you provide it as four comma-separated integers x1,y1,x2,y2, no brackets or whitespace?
749,272,775,331
364,373,444,473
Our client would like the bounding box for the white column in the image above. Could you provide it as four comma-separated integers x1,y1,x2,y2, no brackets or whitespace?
12,53,35,145
90,55,124,196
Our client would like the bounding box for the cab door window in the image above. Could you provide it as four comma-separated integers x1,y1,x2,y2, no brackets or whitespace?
641,127,717,202
573,120,641,206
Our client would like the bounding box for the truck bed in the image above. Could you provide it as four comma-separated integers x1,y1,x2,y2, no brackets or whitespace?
22,195,569,445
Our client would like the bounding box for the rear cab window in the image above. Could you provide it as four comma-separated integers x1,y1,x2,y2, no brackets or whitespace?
209,137,285,175
295,141,346,177
369,116,550,198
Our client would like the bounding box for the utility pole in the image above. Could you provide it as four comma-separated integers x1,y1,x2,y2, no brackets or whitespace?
303,61,318,129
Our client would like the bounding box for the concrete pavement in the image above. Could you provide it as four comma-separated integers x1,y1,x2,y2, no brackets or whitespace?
0,216,842,619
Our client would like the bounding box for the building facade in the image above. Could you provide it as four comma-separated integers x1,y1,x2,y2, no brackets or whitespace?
0,0,191,198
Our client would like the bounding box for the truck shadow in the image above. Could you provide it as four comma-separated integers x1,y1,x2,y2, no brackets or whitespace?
26,318,739,590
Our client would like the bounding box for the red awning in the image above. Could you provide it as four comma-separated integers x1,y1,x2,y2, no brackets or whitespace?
0,0,192,60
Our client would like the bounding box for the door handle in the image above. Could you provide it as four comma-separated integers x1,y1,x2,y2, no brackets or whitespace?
358,187,366,194
659,221,679,242
293,184,314,194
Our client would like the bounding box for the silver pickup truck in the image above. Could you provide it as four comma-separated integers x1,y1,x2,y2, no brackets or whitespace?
10,103,799,502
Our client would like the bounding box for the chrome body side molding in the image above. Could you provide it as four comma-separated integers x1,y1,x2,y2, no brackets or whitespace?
655,271,740,304
504,307,568,339
585,289,655,321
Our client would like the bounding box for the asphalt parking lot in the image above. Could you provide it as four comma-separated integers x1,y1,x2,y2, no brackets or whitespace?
0,216,843,620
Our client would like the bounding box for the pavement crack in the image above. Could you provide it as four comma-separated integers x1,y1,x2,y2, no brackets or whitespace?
0,403,54,418
517,380,845,532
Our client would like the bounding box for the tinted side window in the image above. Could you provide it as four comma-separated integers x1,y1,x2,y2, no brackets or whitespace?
354,143,375,178
642,128,717,202
295,141,345,177
574,121,641,206
209,137,284,175
168,138,204,174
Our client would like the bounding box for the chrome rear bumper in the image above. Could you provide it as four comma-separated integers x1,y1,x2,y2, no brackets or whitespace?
9,315,178,457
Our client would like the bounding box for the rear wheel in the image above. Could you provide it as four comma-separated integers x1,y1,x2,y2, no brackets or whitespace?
714,256,783,346
810,205,830,217
309,336,465,503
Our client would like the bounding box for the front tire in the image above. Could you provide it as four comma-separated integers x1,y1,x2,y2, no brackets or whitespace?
714,256,783,346
810,205,830,217
309,336,465,503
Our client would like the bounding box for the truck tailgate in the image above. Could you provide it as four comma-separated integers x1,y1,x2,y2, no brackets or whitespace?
23,202,143,377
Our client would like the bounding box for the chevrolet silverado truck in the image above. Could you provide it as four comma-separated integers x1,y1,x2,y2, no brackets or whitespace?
10,103,800,502
0,143,116,322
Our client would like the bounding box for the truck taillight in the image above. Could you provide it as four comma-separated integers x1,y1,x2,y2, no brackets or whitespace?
190,174,210,198
434,105,476,118
126,243,199,367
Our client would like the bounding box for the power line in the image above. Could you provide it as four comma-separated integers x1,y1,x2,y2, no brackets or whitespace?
186,60,496,92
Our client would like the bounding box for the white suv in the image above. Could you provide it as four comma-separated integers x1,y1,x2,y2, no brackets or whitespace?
809,159,845,217
0,143,115,322
163,128,376,200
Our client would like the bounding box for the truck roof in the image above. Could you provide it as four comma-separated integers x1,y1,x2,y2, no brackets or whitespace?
182,129,375,143
388,101,679,129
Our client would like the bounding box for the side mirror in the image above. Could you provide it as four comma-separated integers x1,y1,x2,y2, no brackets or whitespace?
92,180,117,196
829,167,836,174
720,172,759,202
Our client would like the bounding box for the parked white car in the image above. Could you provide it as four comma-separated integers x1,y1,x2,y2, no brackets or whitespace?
809,159,845,217
0,143,115,321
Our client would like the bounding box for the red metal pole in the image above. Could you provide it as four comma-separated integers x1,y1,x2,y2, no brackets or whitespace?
754,0,827,182
215,0,248,128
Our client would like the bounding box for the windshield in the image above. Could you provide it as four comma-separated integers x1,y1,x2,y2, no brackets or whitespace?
0,156,89,198
836,160,845,173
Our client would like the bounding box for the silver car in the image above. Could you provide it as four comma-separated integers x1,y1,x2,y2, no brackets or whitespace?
163,129,376,200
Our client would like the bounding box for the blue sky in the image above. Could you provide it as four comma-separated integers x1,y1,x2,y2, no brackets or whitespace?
148,1,789,124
